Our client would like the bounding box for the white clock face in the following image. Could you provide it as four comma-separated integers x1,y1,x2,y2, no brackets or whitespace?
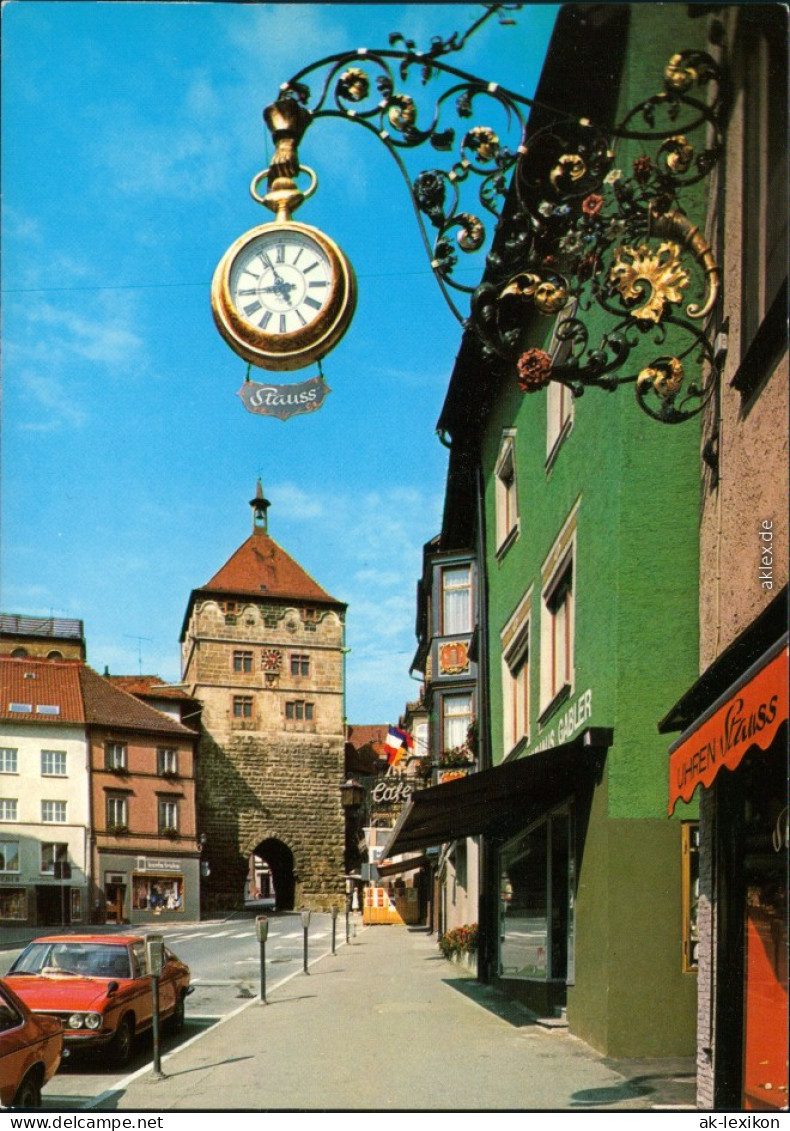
229,230,334,337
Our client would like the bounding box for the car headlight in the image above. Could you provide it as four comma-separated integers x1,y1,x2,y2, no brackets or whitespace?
84,1013,102,1030
68,1013,84,1029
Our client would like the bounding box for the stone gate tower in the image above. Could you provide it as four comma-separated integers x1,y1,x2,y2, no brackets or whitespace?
180,483,347,915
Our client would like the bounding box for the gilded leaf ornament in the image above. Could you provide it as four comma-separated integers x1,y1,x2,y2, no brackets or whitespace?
609,241,690,323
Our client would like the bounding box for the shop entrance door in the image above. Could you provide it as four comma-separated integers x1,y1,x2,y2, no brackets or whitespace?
742,884,788,1110
105,882,125,924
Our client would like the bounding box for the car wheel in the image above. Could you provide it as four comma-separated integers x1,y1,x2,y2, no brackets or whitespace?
13,1072,42,1109
169,991,186,1034
110,1016,134,1067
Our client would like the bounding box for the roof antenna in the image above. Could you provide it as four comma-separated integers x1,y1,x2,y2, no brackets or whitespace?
124,634,152,675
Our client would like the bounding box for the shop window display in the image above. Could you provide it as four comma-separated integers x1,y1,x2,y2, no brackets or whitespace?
499,808,574,982
133,874,184,913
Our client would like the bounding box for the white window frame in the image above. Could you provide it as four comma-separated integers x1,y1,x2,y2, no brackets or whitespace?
40,842,68,874
441,564,472,635
106,795,128,828
501,589,533,756
0,749,18,774
105,742,127,770
495,430,519,555
157,748,178,775
41,750,67,777
442,692,473,754
0,799,18,822
41,800,67,824
545,302,577,466
0,841,20,873
539,504,579,718
158,799,179,833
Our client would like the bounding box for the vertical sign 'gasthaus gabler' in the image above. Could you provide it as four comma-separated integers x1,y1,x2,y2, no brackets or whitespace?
211,99,357,417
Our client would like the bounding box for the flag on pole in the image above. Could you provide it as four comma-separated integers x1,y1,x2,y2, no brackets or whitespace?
385,725,413,766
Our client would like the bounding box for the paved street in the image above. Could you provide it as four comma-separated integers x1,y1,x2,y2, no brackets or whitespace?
3,920,698,1112
1,911,345,1109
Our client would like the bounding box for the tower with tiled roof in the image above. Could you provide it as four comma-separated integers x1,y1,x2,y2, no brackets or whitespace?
180,484,347,915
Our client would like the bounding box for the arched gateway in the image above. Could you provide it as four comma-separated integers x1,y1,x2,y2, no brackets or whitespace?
181,485,347,917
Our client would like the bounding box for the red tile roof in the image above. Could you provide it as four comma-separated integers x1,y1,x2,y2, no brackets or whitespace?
202,531,343,606
78,666,193,737
346,723,389,750
105,675,194,701
0,657,85,723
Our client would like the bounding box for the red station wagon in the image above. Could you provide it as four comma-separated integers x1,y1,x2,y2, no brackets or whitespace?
0,979,62,1109
6,935,191,1067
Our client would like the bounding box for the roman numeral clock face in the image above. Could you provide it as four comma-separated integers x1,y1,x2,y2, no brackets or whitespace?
211,222,357,372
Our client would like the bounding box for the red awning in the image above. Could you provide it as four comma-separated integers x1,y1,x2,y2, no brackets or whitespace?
668,642,788,815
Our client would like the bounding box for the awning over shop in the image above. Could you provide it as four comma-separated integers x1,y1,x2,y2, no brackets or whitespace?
666,638,787,815
375,854,429,877
379,727,613,858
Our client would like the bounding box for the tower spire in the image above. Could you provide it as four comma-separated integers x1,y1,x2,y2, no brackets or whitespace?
250,479,271,533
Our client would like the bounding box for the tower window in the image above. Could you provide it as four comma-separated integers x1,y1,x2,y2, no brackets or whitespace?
291,654,310,677
285,700,314,721
233,650,253,673
233,696,253,719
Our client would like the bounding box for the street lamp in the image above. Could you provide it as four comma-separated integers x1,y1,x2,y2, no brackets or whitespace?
300,908,311,974
339,779,365,809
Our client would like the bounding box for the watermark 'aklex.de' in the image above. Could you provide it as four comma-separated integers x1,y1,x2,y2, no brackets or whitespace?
759,520,774,590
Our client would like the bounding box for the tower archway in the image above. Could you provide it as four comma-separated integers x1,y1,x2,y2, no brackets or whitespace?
251,838,296,911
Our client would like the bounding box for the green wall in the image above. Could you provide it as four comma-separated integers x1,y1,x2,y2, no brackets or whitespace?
478,5,708,1055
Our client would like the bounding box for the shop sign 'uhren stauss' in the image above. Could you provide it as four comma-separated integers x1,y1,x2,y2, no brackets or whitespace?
210,99,356,420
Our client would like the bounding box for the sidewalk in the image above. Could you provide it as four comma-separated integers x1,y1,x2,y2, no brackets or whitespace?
89,925,696,1112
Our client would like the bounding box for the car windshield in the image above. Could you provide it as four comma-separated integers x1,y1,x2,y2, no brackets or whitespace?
8,942,132,979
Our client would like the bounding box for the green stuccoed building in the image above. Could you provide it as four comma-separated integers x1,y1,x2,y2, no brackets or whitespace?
388,3,721,1057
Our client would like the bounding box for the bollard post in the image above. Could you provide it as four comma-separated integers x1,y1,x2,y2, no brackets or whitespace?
146,935,166,1080
300,908,311,974
331,906,338,954
345,909,350,944
256,916,269,1003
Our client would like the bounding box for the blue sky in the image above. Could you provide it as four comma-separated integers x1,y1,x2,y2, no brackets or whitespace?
1,1,558,723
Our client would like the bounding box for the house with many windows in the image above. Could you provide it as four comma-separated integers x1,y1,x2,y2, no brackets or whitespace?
658,5,788,1109
0,657,90,926
384,4,730,1058
80,665,200,924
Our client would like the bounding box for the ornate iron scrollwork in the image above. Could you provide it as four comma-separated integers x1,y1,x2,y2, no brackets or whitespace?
264,3,724,423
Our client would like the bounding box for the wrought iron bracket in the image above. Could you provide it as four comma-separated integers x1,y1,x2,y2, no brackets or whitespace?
258,5,726,423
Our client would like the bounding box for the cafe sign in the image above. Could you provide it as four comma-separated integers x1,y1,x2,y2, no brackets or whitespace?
668,643,787,815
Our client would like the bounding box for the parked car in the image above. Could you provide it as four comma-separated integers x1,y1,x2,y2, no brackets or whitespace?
0,979,62,1109
5,935,191,1067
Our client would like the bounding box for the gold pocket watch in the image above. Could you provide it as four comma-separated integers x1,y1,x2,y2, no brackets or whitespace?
211,165,357,372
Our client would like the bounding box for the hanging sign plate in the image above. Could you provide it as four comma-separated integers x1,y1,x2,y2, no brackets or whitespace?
238,375,331,420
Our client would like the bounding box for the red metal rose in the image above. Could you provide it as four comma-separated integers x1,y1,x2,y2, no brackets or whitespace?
517,348,553,392
582,193,604,216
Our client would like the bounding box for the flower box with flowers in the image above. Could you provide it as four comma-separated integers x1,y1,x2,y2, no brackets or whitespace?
438,745,476,769
438,924,479,973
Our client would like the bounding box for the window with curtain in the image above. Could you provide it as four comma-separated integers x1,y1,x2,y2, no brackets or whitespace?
441,565,472,634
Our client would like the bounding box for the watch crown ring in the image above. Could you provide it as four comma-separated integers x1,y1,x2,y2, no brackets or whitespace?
250,165,318,207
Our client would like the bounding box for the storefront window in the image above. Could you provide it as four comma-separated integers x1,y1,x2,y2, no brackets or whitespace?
133,873,184,913
499,808,574,982
0,888,27,920
682,822,700,972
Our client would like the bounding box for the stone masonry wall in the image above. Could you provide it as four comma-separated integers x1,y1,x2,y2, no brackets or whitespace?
184,596,346,914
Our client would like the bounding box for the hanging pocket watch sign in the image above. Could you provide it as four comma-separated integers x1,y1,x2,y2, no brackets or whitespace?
211,102,356,418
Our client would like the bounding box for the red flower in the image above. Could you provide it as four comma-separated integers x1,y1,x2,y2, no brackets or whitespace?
517,348,553,393
633,155,654,183
582,193,604,216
